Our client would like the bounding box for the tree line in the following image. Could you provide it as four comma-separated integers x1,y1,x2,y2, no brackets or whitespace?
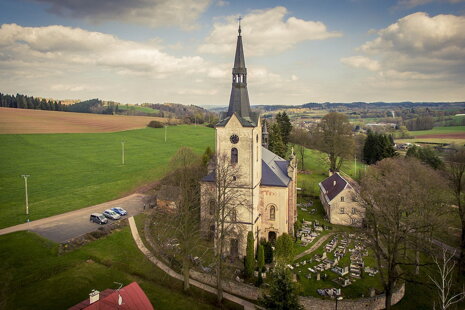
0,93,67,111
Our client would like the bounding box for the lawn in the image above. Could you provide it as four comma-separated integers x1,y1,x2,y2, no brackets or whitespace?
410,126,465,136
0,223,220,310
118,105,160,115
0,125,214,228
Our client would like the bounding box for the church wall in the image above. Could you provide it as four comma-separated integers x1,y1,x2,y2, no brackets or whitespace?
258,185,289,241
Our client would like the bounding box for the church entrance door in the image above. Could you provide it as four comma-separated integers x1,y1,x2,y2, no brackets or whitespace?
268,231,277,243
230,239,239,259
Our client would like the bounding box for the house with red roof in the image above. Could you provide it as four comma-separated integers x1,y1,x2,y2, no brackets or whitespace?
69,282,154,310
319,172,364,227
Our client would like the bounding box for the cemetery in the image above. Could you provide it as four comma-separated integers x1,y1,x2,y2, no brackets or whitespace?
292,198,384,299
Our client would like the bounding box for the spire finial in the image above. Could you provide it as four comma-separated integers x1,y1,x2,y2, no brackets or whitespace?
237,16,242,35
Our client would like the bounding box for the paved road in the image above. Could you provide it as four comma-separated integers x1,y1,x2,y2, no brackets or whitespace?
0,193,148,243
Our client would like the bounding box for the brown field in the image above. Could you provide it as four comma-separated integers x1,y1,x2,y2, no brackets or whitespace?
415,133,465,139
0,107,177,134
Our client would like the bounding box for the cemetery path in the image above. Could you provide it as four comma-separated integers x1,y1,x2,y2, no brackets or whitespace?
295,232,336,260
128,216,258,310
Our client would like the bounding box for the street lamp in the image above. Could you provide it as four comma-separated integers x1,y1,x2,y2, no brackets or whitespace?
21,174,30,215
335,296,343,310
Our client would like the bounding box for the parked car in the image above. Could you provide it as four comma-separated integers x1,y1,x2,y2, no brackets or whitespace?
111,207,128,216
103,209,121,220
90,213,108,225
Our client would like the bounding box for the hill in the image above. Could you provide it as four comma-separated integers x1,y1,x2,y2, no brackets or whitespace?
0,125,214,228
0,107,175,134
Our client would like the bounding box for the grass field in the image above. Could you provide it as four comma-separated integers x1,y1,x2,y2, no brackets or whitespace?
0,107,175,134
410,126,465,137
0,125,214,228
0,221,221,310
118,105,160,115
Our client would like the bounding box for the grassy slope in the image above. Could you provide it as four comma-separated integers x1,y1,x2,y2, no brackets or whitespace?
0,224,219,310
411,126,465,136
0,125,214,228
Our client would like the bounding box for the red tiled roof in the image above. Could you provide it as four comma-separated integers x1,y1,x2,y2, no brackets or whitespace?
69,282,154,310
319,173,349,202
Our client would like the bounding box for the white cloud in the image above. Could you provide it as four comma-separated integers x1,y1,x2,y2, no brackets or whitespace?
198,6,341,56
29,0,211,29
340,56,380,71
341,12,465,81
0,23,207,76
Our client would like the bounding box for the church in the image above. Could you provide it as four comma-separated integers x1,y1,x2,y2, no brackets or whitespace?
200,25,297,258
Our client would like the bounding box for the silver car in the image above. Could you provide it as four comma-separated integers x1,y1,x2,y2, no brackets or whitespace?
103,209,121,220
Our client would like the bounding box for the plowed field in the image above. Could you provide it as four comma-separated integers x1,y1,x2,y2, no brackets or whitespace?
0,107,174,134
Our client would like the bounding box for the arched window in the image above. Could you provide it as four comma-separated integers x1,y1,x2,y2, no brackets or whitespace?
209,200,215,215
231,148,238,164
270,205,276,221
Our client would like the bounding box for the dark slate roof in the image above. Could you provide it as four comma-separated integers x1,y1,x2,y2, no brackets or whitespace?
261,147,291,187
319,173,350,202
233,32,245,69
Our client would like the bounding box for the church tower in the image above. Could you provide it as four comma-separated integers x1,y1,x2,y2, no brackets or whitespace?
214,23,262,257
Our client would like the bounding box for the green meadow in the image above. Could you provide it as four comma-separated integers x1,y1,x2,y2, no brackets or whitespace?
411,125,465,136
0,220,220,310
0,125,214,228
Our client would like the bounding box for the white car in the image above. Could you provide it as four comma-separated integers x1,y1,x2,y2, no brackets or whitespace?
103,209,121,220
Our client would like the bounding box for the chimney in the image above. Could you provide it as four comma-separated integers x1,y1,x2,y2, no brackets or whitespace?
89,290,100,304
333,180,336,187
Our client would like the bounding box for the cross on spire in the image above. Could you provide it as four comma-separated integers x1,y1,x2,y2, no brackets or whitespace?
238,16,242,35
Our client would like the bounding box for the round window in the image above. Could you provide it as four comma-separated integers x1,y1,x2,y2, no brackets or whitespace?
230,134,239,144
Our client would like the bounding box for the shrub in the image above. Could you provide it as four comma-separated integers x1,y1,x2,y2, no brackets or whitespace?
148,120,164,128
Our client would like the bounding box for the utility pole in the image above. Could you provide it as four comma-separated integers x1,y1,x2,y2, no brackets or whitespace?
121,141,125,165
164,125,167,143
21,174,30,215
354,155,357,176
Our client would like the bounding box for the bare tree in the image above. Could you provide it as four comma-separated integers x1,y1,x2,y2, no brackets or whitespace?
429,249,465,310
289,127,310,170
152,147,205,291
445,146,465,275
313,112,354,172
360,157,448,309
203,153,248,303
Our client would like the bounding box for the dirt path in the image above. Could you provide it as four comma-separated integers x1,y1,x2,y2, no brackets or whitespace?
0,193,148,242
294,233,335,261
128,217,257,310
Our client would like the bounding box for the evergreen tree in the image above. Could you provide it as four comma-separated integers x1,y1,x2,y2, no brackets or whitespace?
244,231,255,279
276,111,293,145
275,233,294,264
262,240,273,263
256,243,265,286
363,130,397,165
269,123,287,158
258,265,303,310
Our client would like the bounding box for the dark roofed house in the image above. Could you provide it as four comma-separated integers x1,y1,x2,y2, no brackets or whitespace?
69,282,153,310
319,172,364,227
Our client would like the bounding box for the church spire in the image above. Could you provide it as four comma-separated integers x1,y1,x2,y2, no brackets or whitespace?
226,20,252,120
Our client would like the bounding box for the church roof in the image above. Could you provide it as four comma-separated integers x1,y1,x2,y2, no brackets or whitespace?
319,173,351,202
261,147,291,187
217,25,257,128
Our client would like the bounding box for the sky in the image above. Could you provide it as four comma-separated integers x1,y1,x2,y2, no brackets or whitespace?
0,0,464,106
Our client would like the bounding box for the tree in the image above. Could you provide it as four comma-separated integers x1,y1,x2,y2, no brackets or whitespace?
276,111,293,145
360,157,448,309
256,243,265,286
313,112,354,172
445,146,465,275
151,147,204,291
258,265,303,310
245,231,255,279
428,249,465,310
363,130,396,165
269,123,287,158
275,233,295,264
406,145,443,169
289,128,310,170
207,153,248,303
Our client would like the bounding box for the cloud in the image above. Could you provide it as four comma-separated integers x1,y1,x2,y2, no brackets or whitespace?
0,23,207,76
341,56,380,71
341,12,465,82
198,6,341,56
28,0,211,29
